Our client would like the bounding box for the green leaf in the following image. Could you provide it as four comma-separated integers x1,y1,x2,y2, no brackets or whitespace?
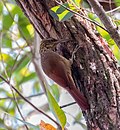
114,0,120,6
72,0,82,7
108,39,116,46
0,2,3,15
3,14,13,30
49,3,74,21
111,44,120,62
14,54,31,73
18,16,33,39
73,112,87,129
82,0,90,8
46,88,66,128
74,112,82,122
50,84,60,102
19,72,36,85
14,67,29,83
33,81,41,93
11,5,23,17
114,20,120,26
88,12,97,20
56,3,75,14
49,10,59,21
2,34,12,48
97,27,111,41
59,10,74,21
96,26,120,62
0,53,14,65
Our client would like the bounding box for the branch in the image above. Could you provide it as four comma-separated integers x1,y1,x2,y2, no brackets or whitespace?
0,93,44,100
11,88,29,130
32,32,49,92
106,6,120,14
87,0,120,48
0,75,61,128
55,0,107,32
60,102,76,108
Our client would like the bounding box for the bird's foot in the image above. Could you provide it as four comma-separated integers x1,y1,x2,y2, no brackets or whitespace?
70,45,80,64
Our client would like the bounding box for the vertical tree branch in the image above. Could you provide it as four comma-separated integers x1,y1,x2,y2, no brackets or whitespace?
87,0,120,48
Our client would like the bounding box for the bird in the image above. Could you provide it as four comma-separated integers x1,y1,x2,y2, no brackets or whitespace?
40,38,89,110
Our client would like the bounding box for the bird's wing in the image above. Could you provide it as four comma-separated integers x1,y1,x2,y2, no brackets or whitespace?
47,59,72,89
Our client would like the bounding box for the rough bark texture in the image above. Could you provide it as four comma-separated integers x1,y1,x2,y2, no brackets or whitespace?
15,0,120,129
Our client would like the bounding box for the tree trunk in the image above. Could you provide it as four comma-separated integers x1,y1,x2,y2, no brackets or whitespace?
15,0,120,129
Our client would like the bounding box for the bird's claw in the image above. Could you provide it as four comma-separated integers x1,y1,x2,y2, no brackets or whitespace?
70,45,80,64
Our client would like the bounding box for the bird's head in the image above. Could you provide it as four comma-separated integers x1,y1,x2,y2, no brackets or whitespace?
40,38,59,52
40,38,59,53
40,38,70,53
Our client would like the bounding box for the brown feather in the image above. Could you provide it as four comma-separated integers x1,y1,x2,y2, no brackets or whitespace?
41,47,89,110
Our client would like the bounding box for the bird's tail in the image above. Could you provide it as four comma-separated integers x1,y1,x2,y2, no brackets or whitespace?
68,87,89,111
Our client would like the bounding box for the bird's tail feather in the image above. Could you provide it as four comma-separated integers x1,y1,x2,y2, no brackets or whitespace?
68,87,89,110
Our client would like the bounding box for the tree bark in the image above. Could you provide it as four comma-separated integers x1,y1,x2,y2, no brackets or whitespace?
15,0,120,129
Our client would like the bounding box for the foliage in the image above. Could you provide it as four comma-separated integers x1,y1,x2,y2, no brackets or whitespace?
0,0,40,129
0,0,120,130
46,87,66,128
